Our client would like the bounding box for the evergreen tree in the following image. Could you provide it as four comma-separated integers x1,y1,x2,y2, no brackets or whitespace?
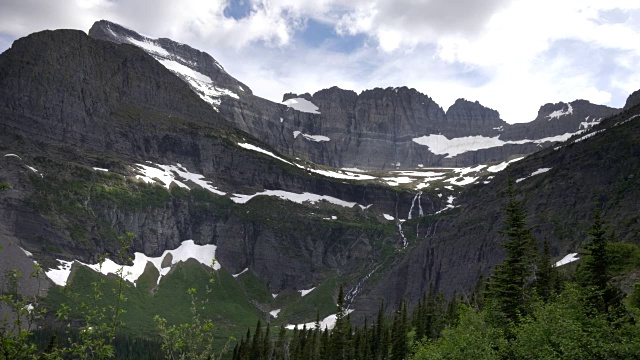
390,301,409,360
263,323,272,360
250,319,263,360
331,285,347,359
577,207,610,295
274,325,287,360
486,178,537,325
372,300,384,359
535,239,559,301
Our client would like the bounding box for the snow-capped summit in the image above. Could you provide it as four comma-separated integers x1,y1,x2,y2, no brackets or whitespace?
89,20,250,110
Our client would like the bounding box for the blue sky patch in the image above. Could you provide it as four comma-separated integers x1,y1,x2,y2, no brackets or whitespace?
296,18,365,53
224,0,252,20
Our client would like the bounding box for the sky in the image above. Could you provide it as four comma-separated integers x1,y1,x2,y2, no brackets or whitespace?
1,0,640,123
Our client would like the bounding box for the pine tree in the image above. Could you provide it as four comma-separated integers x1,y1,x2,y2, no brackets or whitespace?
263,323,272,360
535,239,558,301
274,325,287,360
372,300,384,359
331,285,347,360
390,301,409,360
486,178,537,325
577,207,610,294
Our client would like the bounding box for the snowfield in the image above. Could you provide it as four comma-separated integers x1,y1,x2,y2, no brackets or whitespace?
45,240,220,287
282,98,320,114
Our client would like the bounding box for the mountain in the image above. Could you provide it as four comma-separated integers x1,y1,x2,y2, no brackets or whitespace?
1,21,639,344
88,20,620,170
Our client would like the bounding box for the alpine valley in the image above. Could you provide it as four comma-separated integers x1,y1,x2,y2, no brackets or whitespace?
1,20,640,359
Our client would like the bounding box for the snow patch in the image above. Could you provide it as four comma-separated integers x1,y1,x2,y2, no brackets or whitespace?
93,167,109,172
232,268,249,278
554,253,579,267
282,98,320,114
45,240,220,287
45,260,73,286
231,190,363,209
310,168,376,180
547,103,573,120
341,167,365,172
383,213,394,221
487,157,525,172
157,58,211,83
127,37,170,56
294,131,330,142
4,154,22,160
445,176,478,186
237,143,294,166
285,309,354,330
412,132,579,158
516,168,551,183
19,247,33,257
270,309,281,318
383,176,415,186
134,163,225,195
299,287,316,297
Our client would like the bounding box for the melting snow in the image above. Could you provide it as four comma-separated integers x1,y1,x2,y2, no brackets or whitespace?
554,253,579,267
231,190,363,209
453,165,487,176
157,58,211,83
392,171,445,177
237,143,294,166
310,169,376,180
487,157,525,172
516,168,551,183
282,98,320,114
412,132,579,158
93,167,109,172
45,260,74,286
341,167,365,172
294,131,330,142
182,76,239,111
270,309,281,318
435,195,456,214
26,166,43,177
573,130,604,143
45,240,220,287
285,309,354,330
19,247,33,257
127,37,170,56
135,163,225,195
4,154,22,160
547,103,573,120
232,268,249,278
272,293,279,299
446,176,478,186
299,287,316,297
383,176,415,186
383,213,395,221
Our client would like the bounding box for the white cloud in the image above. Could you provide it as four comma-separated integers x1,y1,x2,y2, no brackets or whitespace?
1,0,639,124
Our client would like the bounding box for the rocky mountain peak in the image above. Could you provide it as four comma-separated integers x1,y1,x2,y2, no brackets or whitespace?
88,20,252,95
624,88,640,110
445,98,504,126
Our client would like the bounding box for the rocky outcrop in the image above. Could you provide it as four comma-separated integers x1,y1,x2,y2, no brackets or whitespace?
624,89,640,110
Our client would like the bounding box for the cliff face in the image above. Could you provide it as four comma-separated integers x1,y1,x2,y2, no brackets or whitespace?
0,29,427,300
88,20,620,170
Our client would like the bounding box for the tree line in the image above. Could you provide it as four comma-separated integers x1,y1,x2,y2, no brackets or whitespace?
233,179,640,359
